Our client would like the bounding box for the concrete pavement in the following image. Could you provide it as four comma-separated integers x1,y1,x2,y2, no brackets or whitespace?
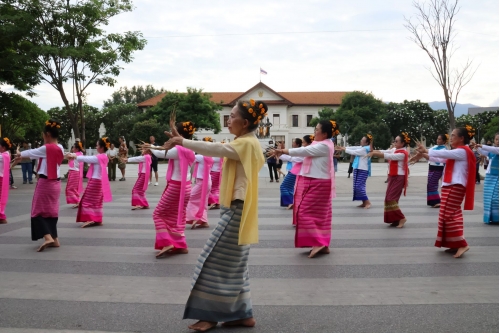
0,167,497,333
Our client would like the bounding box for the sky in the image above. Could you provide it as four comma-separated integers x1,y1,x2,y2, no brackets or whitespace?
7,0,500,111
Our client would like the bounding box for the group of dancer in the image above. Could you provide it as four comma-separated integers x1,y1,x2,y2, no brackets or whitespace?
0,99,498,331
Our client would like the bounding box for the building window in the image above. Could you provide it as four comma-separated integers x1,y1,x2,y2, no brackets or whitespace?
292,115,298,127
273,114,280,126
223,115,229,127
306,115,313,126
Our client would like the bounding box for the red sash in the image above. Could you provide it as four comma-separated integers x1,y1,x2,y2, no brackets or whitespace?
443,146,476,210
38,144,63,179
389,149,409,196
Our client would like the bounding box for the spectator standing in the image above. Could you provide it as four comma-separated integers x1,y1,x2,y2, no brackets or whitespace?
107,143,117,181
148,135,159,186
267,143,279,183
19,141,33,184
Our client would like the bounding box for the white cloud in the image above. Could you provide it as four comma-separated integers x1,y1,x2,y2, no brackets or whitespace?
11,0,498,111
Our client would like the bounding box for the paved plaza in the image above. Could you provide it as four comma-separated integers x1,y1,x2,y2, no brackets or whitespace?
0,162,498,333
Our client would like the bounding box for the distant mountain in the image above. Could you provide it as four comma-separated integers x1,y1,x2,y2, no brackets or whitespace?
428,101,479,116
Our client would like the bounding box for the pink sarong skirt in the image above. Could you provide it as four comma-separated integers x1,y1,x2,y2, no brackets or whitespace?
435,185,468,249
293,176,332,248
153,180,191,250
0,176,6,220
186,178,212,224
132,173,149,207
31,177,61,240
76,178,103,223
65,170,81,204
208,171,221,205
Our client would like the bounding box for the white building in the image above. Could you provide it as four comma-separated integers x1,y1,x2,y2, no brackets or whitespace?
137,82,349,148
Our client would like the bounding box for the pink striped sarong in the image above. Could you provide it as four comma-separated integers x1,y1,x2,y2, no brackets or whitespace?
435,185,468,249
76,178,103,223
384,175,406,223
153,180,191,249
65,170,81,204
132,173,149,207
208,170,221,205
31,177,61,240
293,176,332,247
186,178,212,223
0,176,6,220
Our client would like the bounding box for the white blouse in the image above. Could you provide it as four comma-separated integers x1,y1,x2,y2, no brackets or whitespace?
194,155,209,179
429,149,469,187
76,155,103,179
279,154,304,164
211,157,221,172
0,152,6,177
381,148,406,176
345,146,370,171
128,156,147,173
151,147,191,182
288,143,331,179
478,145,499,174
20,144,65,178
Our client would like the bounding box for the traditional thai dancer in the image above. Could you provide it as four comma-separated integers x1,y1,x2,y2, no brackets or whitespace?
476,133,499,224
17,120,64,252
164,99,266,332
271,120,336,258
68,137,112,228
186,139,214,229
208,155,221,210
148,122,195,258
65,142,84,208
339,134,373,209
278,137,303,209
0,137,12,224
367,132,410,228
122,149,152,210
415,126,476,258
426,134,448,208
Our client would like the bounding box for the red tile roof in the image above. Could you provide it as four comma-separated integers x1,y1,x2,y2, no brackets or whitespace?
137,83,349,108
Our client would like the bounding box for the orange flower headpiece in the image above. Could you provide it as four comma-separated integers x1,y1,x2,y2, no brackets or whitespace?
2,137,12,149
101,137,111,149
465,125,475,139
182,121,196,135
203,137,213,142
401,132,411,144
309,135,315,141
45,120,61,129
366,133,373,141
330,120,340,136
444,134,449,143
242,99,268,125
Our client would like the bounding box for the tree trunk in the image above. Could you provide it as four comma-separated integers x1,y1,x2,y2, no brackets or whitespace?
443,88,455,132
77,94,85,145
57,84,80,139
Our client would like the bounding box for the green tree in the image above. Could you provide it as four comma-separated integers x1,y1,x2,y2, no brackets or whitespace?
0,2,40,94
100,103,142,145
456,110,499,142
103,85,165,107
0,91,47,143
349,122,392,149
309,107,335,127
3,0,146,145
130,119,165,150
146,88,222,134
483,116,499,142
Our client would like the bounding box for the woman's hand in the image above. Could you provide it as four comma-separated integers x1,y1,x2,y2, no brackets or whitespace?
65,153,76,160
267,149,282,159
120,157,128,163
366,151,376,159
164,120,184,151
416,143,427,154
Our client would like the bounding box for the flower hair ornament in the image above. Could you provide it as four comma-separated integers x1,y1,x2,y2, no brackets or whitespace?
465,125,475,139
45,120,61,129
401,132,411,144
242,99,268,125
2,137,12,148
330,120,340,136
101,137,111,149
309,135,315,141
203,137,213,142
77,141,84,150
182,121,196,135
444,134,449,143
366,133,373,141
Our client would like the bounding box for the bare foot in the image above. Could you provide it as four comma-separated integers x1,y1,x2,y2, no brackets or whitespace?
188,321,218,332
309,246,328,258
81,221,101,228
286,204,294,210
444,248,458,254
222,317,256,327
195,222,210,229
389,222,399,227
357,203,366,208
37,240,55,252
50,238,61,247
0,219,7,224
433,204,441,208
156,245,174,258
364,203,371,209
396,218,407,228
454,246,470,258
191,221,199,229
170,248,189,254
131,206,142,210
72,204,79,209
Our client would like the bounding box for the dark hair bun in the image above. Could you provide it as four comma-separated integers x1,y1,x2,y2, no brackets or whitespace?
176,121,196,139
237,99,268,130
44,119,61,139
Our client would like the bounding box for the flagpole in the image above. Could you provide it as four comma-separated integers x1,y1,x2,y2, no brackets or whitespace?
259,68,261,82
